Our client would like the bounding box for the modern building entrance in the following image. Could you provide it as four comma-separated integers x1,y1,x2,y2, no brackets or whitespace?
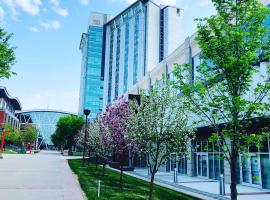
169,153,187,174
197,153,208,178
240,154,262,187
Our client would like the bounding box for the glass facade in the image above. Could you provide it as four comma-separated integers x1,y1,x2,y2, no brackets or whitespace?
193,139,270,189
133,11,140,85
123,13,130,93
195,141,224,180
83,25,104,119
108,28,114,105
115,26,121,99
17,111,75,145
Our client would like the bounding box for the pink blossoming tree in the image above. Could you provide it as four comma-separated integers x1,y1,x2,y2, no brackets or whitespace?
99,98,133,187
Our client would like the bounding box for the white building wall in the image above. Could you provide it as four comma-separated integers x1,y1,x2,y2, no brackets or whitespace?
163,6,182,58
137,7,146,82
145,2,160,72
118,25,126,95
103,0,183,109
103,27,111,109
128,16,135,94
111,28,117,101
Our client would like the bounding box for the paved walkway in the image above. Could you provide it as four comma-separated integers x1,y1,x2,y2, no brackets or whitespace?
129,169,270,200
0,151,85,200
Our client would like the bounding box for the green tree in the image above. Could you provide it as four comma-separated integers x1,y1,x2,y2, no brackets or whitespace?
129,78,194,200
0,123,20,146
173,1,270,199
51,130,65,151
56,115,84,155
0,27,16,79
4,129,20,146
76,119,109,174
20,125,38,145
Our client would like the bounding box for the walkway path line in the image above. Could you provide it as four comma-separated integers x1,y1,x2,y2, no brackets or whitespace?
107,166,226,200
0,151,86,200
130,171,228,200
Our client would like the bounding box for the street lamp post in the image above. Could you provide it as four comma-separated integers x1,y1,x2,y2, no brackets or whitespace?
82,109,91,167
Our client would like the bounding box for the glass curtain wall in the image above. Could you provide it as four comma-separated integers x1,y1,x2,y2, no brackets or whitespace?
195,141,224,180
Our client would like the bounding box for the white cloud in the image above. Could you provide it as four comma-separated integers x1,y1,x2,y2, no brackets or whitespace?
79,0,90,5
15,0,42,16
39,20,61,29
0,7,4,22
199,0,212,6
29,26,39,32
2,0,19,19
49,0,60,6
49,0,68,17
52,6,68,17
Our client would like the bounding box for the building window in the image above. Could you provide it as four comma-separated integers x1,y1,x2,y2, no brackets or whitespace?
124,19,130,93
108,28,114,104
160,8,164,62
133,14,139,85
115,28,121,99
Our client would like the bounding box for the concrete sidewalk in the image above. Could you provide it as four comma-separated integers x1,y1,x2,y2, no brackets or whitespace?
0,151,85,200
129,168,270,200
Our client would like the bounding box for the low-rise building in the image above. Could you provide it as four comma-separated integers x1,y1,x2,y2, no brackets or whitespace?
0,87,21,129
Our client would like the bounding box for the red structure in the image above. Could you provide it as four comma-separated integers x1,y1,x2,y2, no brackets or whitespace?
0,129,12,153
0,87,22,129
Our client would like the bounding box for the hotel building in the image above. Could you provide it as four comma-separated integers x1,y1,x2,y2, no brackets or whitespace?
102,0,182,108
78,12,112,118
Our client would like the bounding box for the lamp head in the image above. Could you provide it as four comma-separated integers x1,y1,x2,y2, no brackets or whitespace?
83,109,91,116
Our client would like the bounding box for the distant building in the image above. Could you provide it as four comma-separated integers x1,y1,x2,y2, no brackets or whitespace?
78,12,112,119
0,87,21,129
16,110,76,148
103,0,182,108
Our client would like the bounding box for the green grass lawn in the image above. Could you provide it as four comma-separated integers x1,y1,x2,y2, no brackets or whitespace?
68,160,198,200
2,149,18,154
72,151,83,156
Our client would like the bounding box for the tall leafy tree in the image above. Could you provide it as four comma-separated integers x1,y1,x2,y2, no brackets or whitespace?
173,1,270,199
0,27,16,79
55,115,84,155
129,78,194,200
51,130,65,151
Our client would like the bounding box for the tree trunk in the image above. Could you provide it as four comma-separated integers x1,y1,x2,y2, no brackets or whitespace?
149,171,156,200
88,150,91,166
103,164,105,176
96,154,98,169
230,144,238,200
68,146,72,156
120,163,123,188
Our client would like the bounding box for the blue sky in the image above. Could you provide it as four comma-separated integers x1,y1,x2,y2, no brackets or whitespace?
0,0,215,113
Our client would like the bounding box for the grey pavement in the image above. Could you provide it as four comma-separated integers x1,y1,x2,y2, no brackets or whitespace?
129,169,270,200
0,151,85,200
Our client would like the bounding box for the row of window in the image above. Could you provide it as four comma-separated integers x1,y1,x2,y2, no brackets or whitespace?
133,14,140,85
124,21,130,93
0,98,16,114
83,25,104,119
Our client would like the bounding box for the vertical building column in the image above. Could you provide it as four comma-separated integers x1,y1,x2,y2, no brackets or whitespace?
224,158,231,184
184,36,191,64
224,138,232,183
187,141,195,177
